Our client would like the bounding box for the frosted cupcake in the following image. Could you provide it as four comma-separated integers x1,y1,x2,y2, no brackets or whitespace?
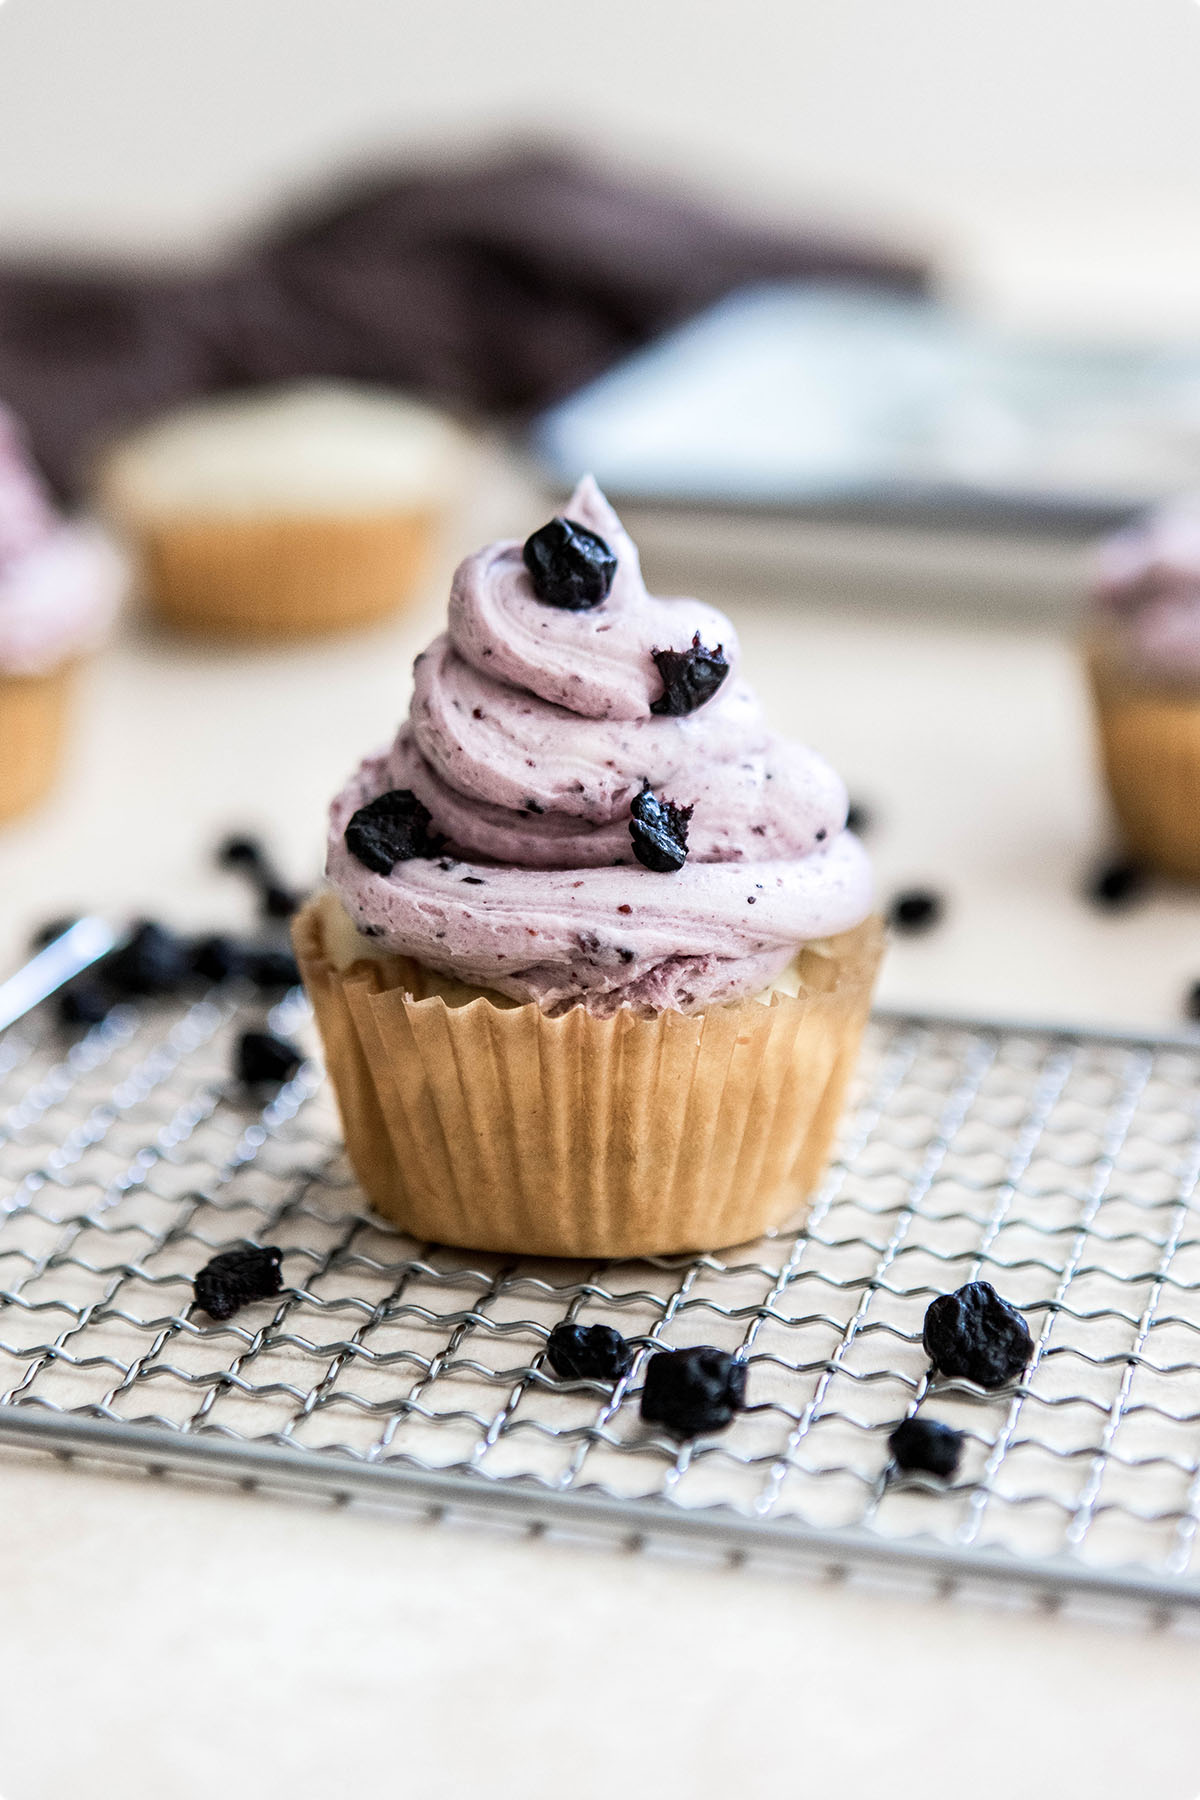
1088,500,1200,879
0,405,124,822
95,382,463,641
295,480,883,1256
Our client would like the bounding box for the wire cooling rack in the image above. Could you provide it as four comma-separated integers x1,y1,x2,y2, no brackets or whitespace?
2,973,1200,1609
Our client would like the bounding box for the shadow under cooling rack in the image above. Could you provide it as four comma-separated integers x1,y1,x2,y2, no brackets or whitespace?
1,985,1200,1608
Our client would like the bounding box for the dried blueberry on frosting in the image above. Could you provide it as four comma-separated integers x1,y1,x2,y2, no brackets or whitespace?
324,477,872,1017
629,785,693,873
345,788,437,875
650,632,729,716
522,514,617,610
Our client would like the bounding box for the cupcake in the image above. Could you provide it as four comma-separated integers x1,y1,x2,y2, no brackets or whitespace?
94,381,464,642
295,479,882,1257
1088,500,1200,879
0,405,124,822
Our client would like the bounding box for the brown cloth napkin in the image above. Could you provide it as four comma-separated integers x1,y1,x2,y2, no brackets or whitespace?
0,148,927,496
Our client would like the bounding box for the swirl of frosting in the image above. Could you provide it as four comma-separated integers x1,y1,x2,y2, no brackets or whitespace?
0,404,124,676
1093,499,1200,682
326,478,872,1015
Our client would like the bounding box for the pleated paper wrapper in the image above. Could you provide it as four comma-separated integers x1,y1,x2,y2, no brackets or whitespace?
294,892,885,1259
0,662,76,822
131,509,438,641
1088,635,1200,881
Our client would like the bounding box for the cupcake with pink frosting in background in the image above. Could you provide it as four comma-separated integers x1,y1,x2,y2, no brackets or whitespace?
1088,499,1200,880
0,404,125,821
295,478,884,1257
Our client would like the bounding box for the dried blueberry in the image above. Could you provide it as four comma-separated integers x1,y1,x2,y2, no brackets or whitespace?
640,1346,746,1437
845,800,872,836
104,921,191,996
888,1416,963,1478
31,916,80,951
629,786,693,874
246,946,300,991
522,516,617,610
262,883,300,921
546,1322,633,1384
1087,858,1146,910
193,1243,284,1321
190,933,248,983
345,788,436,875
57,980,112,1029
887,889,944,934
650,632,729,716
235,1029,303,1087
216,834,265,871
922,1281,1032,1389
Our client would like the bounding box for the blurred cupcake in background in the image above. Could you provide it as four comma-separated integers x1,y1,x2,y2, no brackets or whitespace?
95,382,465,642
0,405,125,822
1087,500,1200,880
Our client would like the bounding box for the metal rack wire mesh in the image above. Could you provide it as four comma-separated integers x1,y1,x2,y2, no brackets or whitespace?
2,976,1200,1606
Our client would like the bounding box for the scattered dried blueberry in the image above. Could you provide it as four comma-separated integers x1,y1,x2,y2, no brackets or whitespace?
650,632,729,716
56,980,112,1029
888,1416,963,1478
887,889,944,934
1087,858,1146,910
216,833,301,921
104,920,191,996
640,1346,746,1438
216,834,265,871
1186,980,1200,1024
193,1243,284,1321
629,786,693,874
235,1030,303,1087
246,947,300,991
923,1281,1032,1389
546,1322,633,1384
345,788,437,875
845,800,872,836
31,916,80,951
522,516,617,610
190,933,248,982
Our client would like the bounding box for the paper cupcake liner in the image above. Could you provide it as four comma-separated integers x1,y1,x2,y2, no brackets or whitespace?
133,509,438,641
294,892,885,1258
1087,638,1200,881
0,662,75,823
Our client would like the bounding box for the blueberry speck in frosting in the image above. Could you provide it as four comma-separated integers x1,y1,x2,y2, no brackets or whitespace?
629,786,693,874
345,789,437,875
888,1417,963,1479
640,1347,746,1438
650,632,730,716
522,516,617,610
193,1243,284,1322
546,1322,633,1384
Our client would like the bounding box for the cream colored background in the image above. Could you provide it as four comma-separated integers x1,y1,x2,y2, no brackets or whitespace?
2,0,1200,335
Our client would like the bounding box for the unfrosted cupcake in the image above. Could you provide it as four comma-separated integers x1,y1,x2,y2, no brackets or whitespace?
295,479,882,1257
1088,500,1200,879
0,405,124,822
95,382,463,641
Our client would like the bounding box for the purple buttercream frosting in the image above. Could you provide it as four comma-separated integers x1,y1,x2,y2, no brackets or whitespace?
326,478,872,1015
0,404,123,676
1093,499,1200,683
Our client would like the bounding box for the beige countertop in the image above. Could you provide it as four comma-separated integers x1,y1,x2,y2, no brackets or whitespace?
2,460,1200,1797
